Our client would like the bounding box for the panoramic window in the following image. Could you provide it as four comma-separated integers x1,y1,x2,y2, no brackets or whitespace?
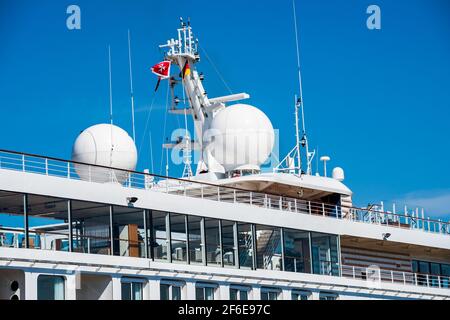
311,232,339,276
221,220,237,267
113,206,146,258
283,229,311,273
152,211,169,261
255,225,282,271
204,218,221,266
237,222,254,269
37,275,65,300
170,213,187,263
187,216,204,264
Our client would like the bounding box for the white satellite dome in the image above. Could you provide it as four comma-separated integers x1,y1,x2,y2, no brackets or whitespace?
208,104,274,172
332,167,345,182
71,123,138,184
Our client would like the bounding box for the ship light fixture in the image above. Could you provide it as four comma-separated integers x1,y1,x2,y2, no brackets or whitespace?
127,197,138,205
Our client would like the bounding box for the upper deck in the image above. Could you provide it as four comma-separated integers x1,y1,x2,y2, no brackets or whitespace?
0,149,448,241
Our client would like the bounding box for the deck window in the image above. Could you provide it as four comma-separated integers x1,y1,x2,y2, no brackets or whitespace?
205,218,221,266
260,287,279,300
196,283,216,300
311,232,339,276
121,279,144,300
230,286,250,300
170,213,187,262
152,211,169,261
187,216,204,264
283,229,311,273
160,281,183,300
221,220,237,267
237,222,254,269
292,290,311,300
255,225,282,270
37,275,65,300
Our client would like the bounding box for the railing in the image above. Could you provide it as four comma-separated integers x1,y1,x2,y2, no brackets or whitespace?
341,265,450,290
0,149,449,236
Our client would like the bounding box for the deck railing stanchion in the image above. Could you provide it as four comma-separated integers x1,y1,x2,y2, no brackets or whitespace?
22,154,25,172
67,162,70,178
250,192,253,206
233,190,236,203
45,158,48,175
279,196,282,210
294,199,297,213
322,203,325,216
308,201,311,215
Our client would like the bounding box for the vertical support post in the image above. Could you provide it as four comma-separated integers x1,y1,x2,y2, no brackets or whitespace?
148,210,155,261
109,205,115,255
250,192,253,206
22,154,25,172
143,209,149,259
67,162,70,178
167,213,172,263
23,194,29,249
218,219,223,267
45,158,48,175
280,228,285,271
251,224,257,270
337,235,342,277
308,232,313,274
294,199,297,213
68,200,73,252
233,222,239,268
322,203,325,216
279,196,282,210
233,190,236,203
185,215,190,265
308,201,311,215
200,217,207,266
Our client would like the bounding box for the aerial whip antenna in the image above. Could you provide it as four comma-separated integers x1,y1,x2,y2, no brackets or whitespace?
127,29,136,142
108,45,114,125
292,0,314,175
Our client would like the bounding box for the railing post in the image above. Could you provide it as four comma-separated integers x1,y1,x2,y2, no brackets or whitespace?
308,201,311,215
352,266,356,279
438,276,441,288
335,205,339,219
233,190,236,203
279,196,282,210
217,186,220,202
294,199,297,213
426,274,430,287
45,158,48,175
250,192,253,206
391,271,394,283
22,154,25,172
403,272,406,285
67,162,70,178
322,203,325,216
201,185,204,199
414,273,418,286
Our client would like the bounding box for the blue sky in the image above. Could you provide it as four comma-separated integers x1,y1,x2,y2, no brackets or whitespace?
0,0,449,220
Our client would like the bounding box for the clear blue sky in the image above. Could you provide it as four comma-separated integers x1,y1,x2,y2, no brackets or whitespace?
0,0,449,219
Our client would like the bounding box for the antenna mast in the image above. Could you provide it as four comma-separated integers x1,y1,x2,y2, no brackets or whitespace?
108,45,114,125
292,0,313,175
128,30,136,142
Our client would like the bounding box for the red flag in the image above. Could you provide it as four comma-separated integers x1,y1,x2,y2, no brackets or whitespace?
151,61,171,79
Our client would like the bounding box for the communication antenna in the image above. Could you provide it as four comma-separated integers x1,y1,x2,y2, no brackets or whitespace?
108,45,114,125
292,0,313,175
127,29,136,142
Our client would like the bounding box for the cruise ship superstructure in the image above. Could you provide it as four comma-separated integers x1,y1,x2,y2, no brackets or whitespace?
0,19,449,301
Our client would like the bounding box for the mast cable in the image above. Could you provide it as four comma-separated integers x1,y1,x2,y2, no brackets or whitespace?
128,29,136,143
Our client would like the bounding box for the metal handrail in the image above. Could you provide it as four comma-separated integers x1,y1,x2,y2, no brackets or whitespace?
341,264,450,290
0,149,449,236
